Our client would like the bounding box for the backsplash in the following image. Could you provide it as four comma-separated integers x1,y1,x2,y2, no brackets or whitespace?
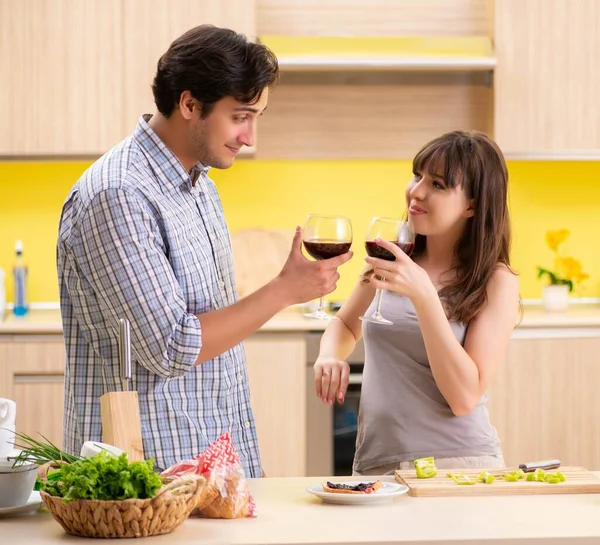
0,160,598,303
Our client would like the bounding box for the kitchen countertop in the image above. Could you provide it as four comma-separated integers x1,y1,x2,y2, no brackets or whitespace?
2,475,600,544
1,303,600,335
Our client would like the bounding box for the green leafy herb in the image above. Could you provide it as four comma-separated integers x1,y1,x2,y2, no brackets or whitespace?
34,469,62,492
10,431,82,466
40,451,163,502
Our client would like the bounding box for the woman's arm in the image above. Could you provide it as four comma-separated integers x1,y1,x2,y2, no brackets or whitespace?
314,269,376,404
413,266,520,415
366,239,520,416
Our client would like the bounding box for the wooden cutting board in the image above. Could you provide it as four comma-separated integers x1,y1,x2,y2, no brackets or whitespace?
231,228,294,298
395,467,600,496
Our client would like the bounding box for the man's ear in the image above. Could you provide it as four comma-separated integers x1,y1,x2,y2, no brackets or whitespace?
179,90,198,121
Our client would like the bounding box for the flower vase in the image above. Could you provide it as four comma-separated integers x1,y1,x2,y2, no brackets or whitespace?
542,284,570,312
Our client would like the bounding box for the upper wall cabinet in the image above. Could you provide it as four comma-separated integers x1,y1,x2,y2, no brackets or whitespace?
256,0,493,37
494,0,600,158
0,0,124,156
253,0,495,159
0,0,255,157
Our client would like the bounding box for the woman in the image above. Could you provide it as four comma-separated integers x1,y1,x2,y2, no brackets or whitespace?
314,130,520,475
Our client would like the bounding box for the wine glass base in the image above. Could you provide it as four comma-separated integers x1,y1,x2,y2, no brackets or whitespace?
304,310,333,321
359,314,393,325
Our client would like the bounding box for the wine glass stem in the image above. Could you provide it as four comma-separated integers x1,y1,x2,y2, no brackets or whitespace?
317,296,325,313
375,289,384,316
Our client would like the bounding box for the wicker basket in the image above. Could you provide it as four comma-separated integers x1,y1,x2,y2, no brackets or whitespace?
40,475,205,539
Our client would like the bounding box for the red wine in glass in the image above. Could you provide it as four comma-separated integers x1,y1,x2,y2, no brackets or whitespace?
360,218,415,325
364,241,414,261
304,240,352,260
302,215,353,320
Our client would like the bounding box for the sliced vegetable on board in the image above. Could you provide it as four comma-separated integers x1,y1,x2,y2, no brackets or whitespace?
414,456,438,479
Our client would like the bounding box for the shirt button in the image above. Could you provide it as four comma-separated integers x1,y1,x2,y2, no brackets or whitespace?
244,421,251,429
237,374,243,382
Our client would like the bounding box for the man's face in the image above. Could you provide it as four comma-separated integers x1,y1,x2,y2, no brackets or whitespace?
189,88,269,169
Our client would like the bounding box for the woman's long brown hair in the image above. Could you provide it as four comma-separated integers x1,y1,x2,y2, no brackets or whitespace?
364,130,516,325
413,130,514,324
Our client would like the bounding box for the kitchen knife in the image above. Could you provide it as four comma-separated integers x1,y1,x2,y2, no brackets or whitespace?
99,318,145,461
518,459,561,472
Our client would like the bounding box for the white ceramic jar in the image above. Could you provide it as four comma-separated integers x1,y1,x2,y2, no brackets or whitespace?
542,284,570,312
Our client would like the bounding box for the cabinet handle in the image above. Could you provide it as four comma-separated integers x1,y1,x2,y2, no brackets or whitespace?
14,374,64,383
348,373,362,385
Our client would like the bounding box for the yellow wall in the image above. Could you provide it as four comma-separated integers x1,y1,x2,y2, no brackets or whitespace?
0,160,599,303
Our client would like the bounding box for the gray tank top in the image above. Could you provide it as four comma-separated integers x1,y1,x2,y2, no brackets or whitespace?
353,290,501,472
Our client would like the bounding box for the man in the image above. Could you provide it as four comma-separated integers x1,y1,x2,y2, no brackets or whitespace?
57,25,352,477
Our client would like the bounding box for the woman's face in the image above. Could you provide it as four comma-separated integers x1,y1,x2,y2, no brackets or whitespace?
405,165,474,237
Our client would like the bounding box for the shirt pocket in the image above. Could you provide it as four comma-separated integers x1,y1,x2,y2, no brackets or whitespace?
166,215,225,313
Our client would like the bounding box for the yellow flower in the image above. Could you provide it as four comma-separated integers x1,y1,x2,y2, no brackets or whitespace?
545,229,570,252
576,272,590,283
539,231,588,290
560,257,588,283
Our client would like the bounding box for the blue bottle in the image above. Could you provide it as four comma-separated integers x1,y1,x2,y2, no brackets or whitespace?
13,240,28,317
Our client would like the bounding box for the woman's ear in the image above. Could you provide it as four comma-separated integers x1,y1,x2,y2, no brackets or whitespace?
464,199,475,218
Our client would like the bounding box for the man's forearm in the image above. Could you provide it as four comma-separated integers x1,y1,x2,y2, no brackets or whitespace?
194,277,292,364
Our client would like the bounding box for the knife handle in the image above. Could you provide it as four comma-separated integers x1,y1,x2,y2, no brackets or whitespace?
518,459,561,472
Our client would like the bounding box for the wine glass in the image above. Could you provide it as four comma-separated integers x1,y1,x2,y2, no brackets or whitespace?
302,214,353,320
359,217,415,325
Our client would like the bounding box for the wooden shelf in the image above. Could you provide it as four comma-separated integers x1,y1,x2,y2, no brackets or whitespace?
260,36,496,72
503,152,600,161
275,56,496,71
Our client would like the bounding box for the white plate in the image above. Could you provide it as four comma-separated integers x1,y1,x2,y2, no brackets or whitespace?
306,481,409,505
0,491,43,518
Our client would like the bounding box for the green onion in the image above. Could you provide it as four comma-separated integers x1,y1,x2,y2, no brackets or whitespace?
8,431,82,467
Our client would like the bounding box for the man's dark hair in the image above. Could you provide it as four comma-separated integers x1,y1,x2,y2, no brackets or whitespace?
152,25,279,118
